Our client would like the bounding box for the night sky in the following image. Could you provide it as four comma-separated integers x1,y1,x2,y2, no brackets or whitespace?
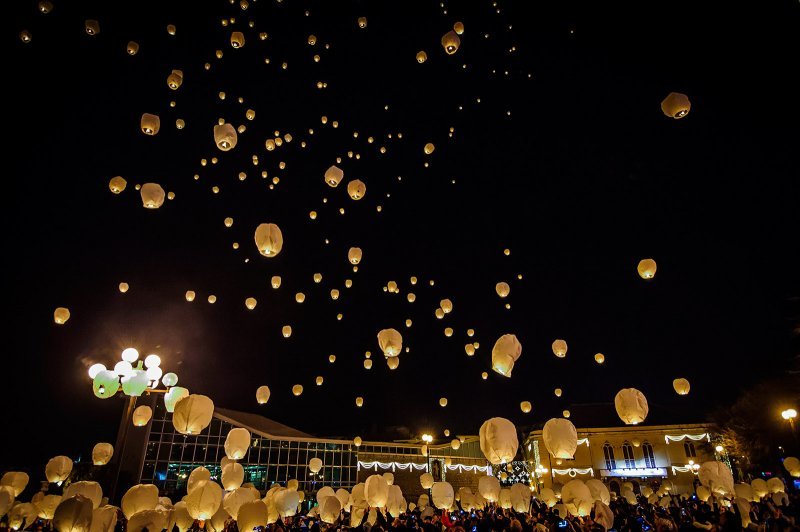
5,0,799,472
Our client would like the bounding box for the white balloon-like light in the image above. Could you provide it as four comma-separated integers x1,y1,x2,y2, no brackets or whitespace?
121,348,139,363
144,354,161,368
88,363,106,379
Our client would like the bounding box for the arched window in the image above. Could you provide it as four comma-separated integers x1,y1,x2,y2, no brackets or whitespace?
684,442,696,458
622,441,635,468
603,442,616,469
642,442,656,468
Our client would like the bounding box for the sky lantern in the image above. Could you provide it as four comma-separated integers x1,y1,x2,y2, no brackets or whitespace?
698,461,734,496
441,30,460,54
387,357,400,370
127,41,139,55
420,473,434,490
661,92,691,119
543,418,577,458
140,183,165,209
432,482,454,509
92,370,118,398
363,359,373,370
563,410,571,418
783,457,800,477
214,123,238,151
172,394,214,435
62,481,103,509
236,499,268,529
353,436,362,447
127,510,166,532
357,17,368,28
330,289,340,300
377,328,403,356
416,51,427,63
319,496,341,524
594,353,605,364
121,484,158,519
292,384,303,396
586,479,611,505
164,386,189,412
254,223,284,257
614,388,649,424
166,24,177,35
481,372,488,380
316,376,324,385
439,397,448,407
440,299,453,313
479,417,519,464
185,290,196,301
325,165,344,187
637,258,657,279
224,428,251,459
491,333,522,377
109,176,127,194
271,276,281,288
245,297,257,310
673,378,690,395
465,344,476,356
54,307,71,325
453,21,465,34
554,388,562,397
140,113,160,135
34,494,62,520
222,463,244,490
132,405,152,427
356,396,364,407
167,70,184,90
478,476,500,502
85,19,100,35
1,472,29,497
520,401,532,413
46,455,73,484
39,1,53,13
495,282,510,298
185,480,222,520
365,475,389,507
256,385,270,404
348,247,362,264
230,31,245,48
424,143,436,155
53,495,93,532
118,282,129,293
347,179,366,200
309,457,323,474
451,439,461,450
552,339,568,358
295,292,306,303
282,326,292,337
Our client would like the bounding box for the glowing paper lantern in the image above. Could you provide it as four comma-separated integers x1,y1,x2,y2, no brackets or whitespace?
140,114,160,135
309,458,323,473
419,473,434,490
85,19,100,35
543,418,578,459
271,276,282,288
673,378,690,395
275,489,300,518
185,290,196,301
357,17,367,28
585,479,610,505
172,394,214,435
353,437,362,447
214,123,238,151
416,51,427,63
319,495,341,524
225,428,251,459
132,405,152,426
109,176,127,194
54,307,71,325
552,339,568,358
348,247,363,264
383,472,394,486
479,417,518,465
377,328,403,356
140,183,165,209
185,480,222,520
122,370,149,396
292,384,303,396
164,386,189,412
734,483,754,502
121,484,158,519
637,259,657,279
0,472,28,497
766,477,785,494
127,41,139,55
54,495,93,532
63,482,103,509
46,456,73,484
491,334,522,377
594,353,605,364
355,396,364,407
167,70,183,90
230,31,245,48
188,467,211,494
325,166,344,187
91,443,113,466
441,30,460,54
245,297,257,310
510,483,531,512
237,500,267,531
562,480,592,509
92,370,118,399
614,388,649,425
520,401,532,413
424,143,436,155
784,457,800,477
478,476,500,502
127,510,165,532
440,299,453,313
254,223,284,257
439,397,448,407
364,475,389,508
347,180,366,200
698,461,734,496
222,462,244,491
432,482,454,509
661,92,691,119
495,282,510,298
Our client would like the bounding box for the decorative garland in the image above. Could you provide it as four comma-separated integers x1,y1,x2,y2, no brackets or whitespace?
356,461,491,473
664,434,709,444
552,467,594,477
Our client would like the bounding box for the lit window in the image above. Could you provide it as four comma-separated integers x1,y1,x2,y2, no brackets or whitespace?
603,443,616,469
622,441,635,468
642,442,656,468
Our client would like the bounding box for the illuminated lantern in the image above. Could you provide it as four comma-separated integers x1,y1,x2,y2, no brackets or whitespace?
543,418,578,459
46,456,73,484
450,439,462,450
121,484,158,519
479,417,519,464
185,480,222,520
53,495,93,532
127,510,165,532
520,401,532,413
0,472,28,497
230,31,245,48
784,457,800,477
295,292,305,303
660,92,691,119
309,458,323,474
424,143,436,155
465,344,475,356
637,259,657,279
766,477,785,494
454,21,465,34
441,31,460,54
91,443,113,466
614,388,649,425
316,376,324,386
237,500,268,531
420,473,434,490
292,384,303,396
122,370,149,396
364,475,389,507
377,328,403,356
416,51,427,63
214,123,238,151
225,428,251,459
440,299,453,313
39,1,54,14
552,339,568,358
498,489,512,509
363,359,372,370
245,297,257,310
772,491,789,506
495,282,510,298
63,482,102,509
357,17,367,28
698,461,734,496
54,307,71,325
140,113,160,135
348,247,362,264
432,482,454,509
118,282,129,293
385,485,403,515
438,397,448,407
275,490,300,518
85,19,100,35
354,436,362,447
140,183,165,209
562,480,592,509
330,289,339,300
672,378,690,395
222,488,256,520
127,41,139,55
164,386,189,412
594,353,605,364
185,290,196,301
381,473,394,487
92,370,118,399
254,223,284,257
167,24,177,36
511,483,531,513
734,483,754,502
132,405,152,427
491,334,522,377
109,176,127,194
387,357,400,370
271,276,282,288
554,388,562,397
356,397,364,407
347,180,366,200
585,479,610,504
319,495,341,524
478,476,500,502
172,394,214,435
188,467,211,495
418,494,429,508
481,372,488,380
222,463,244,491
167,70,183,90
325,165,344,187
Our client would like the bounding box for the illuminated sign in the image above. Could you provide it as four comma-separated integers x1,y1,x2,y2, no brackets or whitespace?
600,467,667,478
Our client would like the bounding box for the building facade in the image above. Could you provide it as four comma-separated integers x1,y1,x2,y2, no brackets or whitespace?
523,423,725,496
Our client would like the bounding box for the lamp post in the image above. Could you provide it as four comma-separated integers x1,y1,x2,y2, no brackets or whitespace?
422,433,433,499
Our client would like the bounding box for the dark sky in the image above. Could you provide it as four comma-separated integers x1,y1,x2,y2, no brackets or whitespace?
5,0,799,472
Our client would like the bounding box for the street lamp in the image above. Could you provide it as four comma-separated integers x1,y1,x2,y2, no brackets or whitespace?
781,409,797,422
